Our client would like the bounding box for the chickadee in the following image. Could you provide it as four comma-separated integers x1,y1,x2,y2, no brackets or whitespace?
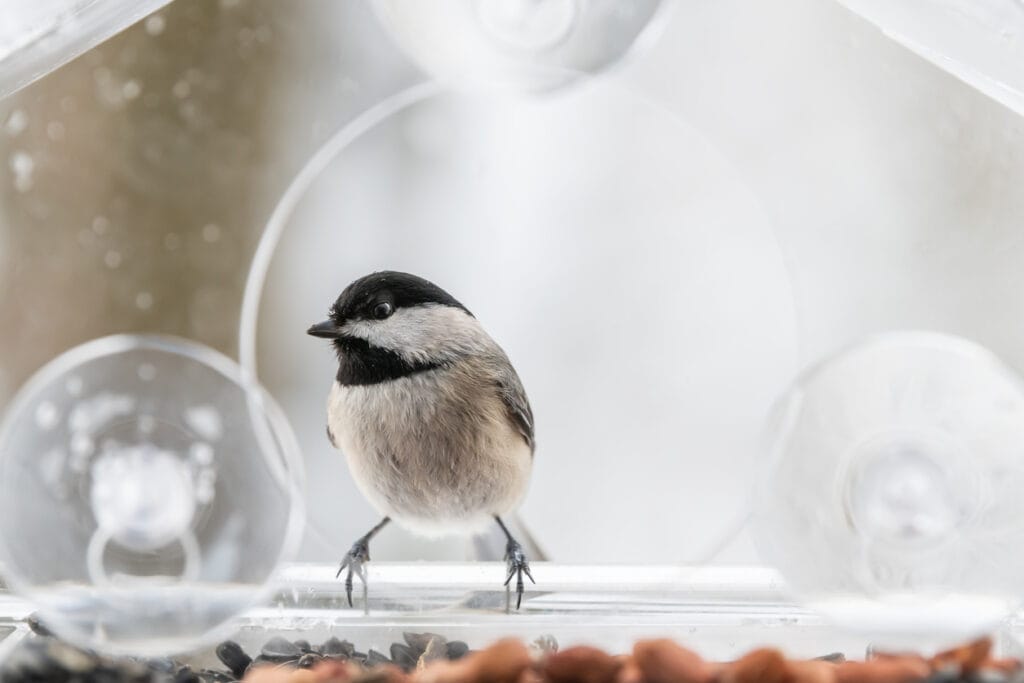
307,271,536,608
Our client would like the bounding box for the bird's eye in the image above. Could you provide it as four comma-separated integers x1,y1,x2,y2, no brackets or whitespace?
372,302,393,319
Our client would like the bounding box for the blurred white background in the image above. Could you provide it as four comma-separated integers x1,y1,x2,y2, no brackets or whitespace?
2,0,1024,568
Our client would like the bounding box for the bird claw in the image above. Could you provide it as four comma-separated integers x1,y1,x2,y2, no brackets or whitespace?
503,540,534,610
336,538,370,608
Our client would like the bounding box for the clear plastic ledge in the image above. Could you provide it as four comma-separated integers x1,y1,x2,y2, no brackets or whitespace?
232,564,991,663
0,564,1021,665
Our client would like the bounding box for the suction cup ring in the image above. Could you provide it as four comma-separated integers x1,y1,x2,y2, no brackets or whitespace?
84,438,203,585
838,429,978,551
472,0,579,52
86,528,201,587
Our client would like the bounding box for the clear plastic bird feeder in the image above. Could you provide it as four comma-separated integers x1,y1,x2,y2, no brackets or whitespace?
0,335,304,655
752,331,1024,650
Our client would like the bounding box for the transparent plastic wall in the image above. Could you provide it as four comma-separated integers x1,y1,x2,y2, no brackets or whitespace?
1,0,1024,648
0,0,174,99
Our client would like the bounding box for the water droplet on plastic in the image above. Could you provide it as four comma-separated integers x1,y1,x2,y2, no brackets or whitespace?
163,233,181,251
135,292,154,311
189,442,214,466
201,223,221,243
137,364,156,382
122,80,142,100
4,109,27,136
9,151,34,192
185,406,223,441
68,393,135,432
35,401,59,430
10,151,33,173
172,80,190,99
195,469,217,504
103,251,122,269
145,14,166,36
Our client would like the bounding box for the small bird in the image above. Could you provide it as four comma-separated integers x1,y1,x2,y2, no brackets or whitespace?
307,271,536,608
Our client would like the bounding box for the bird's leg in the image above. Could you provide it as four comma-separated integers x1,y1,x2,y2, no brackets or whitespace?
337,517,390,608
494,515,534,610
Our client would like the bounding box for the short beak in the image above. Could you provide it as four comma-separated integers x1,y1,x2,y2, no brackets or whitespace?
307,319,344,339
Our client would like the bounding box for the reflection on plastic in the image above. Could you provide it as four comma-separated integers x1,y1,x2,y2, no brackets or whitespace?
835,0,1024,115
753,331,1024,649
0,335,304,655
0,0,172,99
371,0,667,93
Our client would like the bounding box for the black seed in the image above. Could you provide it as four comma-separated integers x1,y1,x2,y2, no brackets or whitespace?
365,650,392,668
25,614,52,637
216,640,252,678
390,643,418,672
294,639,312,653
174,666,201,683
261,636,302,661
351,651,368,663
321,637,355,658
446,641,470,660
815,653,846,663
403,632,446,654
419,637,448,666
298,654,322,669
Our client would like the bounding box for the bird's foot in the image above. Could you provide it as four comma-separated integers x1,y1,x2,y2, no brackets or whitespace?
336,538,371,608
503,539,534,610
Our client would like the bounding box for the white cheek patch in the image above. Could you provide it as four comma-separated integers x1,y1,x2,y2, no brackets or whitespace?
341,304,484,364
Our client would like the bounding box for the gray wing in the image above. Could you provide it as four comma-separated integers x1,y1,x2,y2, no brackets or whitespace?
326,424,337,448
496,365,535,454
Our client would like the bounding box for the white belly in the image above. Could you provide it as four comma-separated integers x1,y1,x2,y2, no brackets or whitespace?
326,367,532,537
